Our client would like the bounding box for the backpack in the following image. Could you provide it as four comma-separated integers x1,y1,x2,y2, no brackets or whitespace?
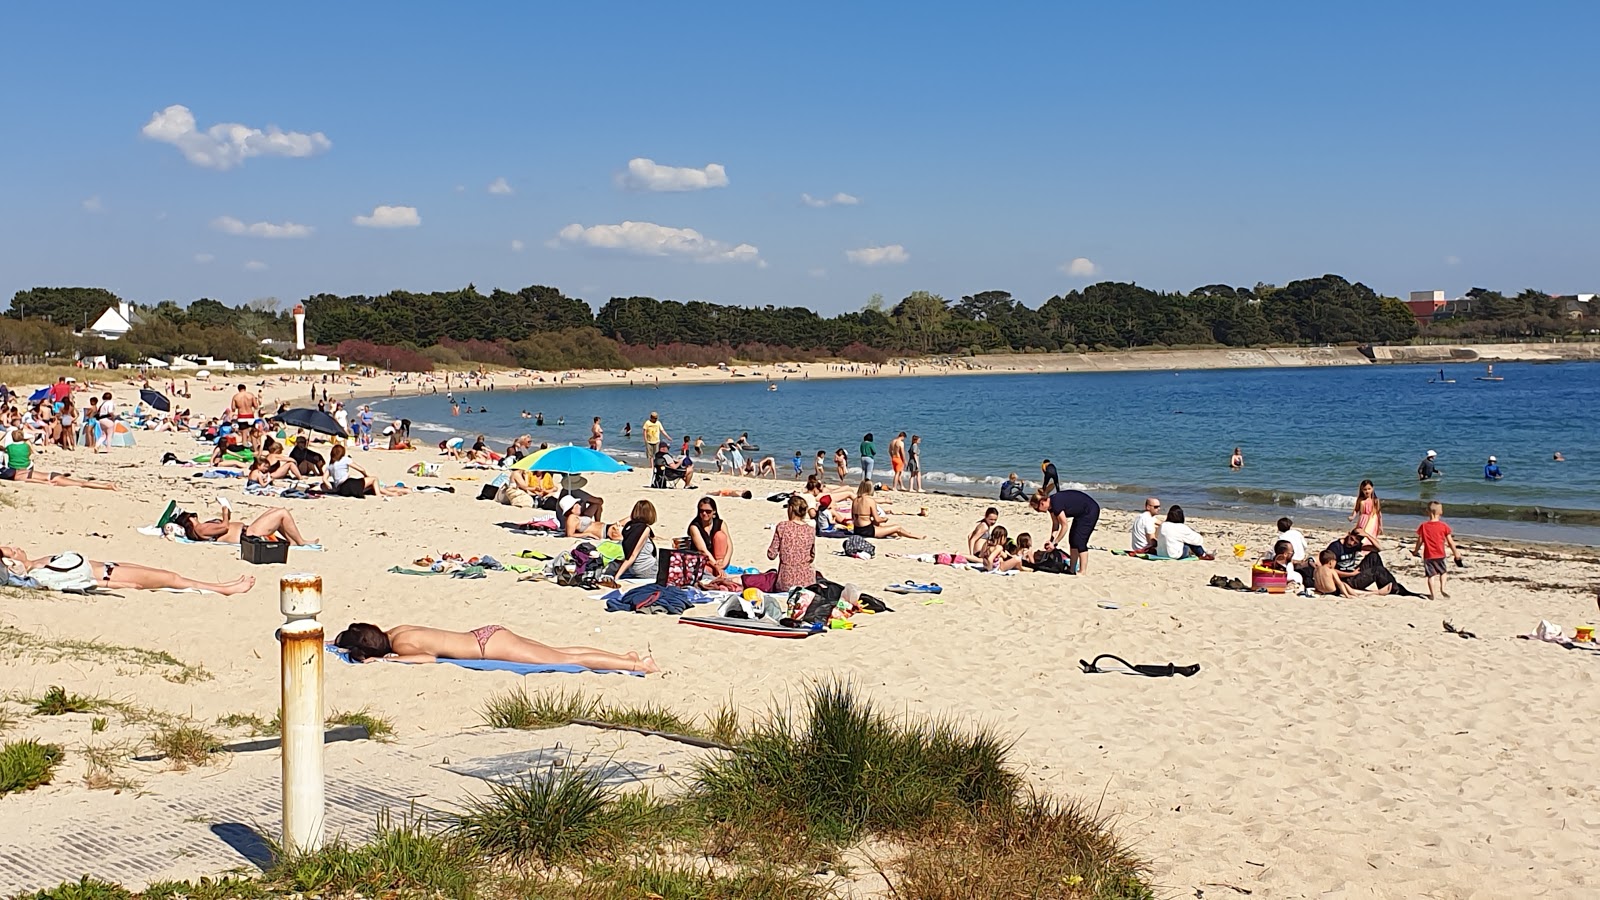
843,535,875,558
1030,548,1070,574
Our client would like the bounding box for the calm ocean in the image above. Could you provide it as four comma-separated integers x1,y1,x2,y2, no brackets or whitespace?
372,361,1600,542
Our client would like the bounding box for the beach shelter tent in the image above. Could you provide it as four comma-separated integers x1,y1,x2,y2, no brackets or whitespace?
108,421,137,448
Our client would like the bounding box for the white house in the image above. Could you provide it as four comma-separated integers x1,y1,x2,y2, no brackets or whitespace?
86,301,143,340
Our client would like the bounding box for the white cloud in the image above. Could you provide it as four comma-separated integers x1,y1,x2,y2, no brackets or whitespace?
353,205,421,228
511,239,525,253
616,158,729,192
82,195,104,213
555,220,760,264
1061,257,1099,277
845,244,909,266
244,260,268,271
1445,255,1461,266
801,192,860,208
809,268,828,278
194,253,214,264
488,177,513,195
211,215,313,239
140,104,330,170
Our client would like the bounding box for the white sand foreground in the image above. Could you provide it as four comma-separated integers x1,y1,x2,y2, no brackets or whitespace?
3,377,1599,899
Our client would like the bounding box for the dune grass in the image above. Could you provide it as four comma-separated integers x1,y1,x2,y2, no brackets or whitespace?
326,707,395,741
479,686,736,743
146,722,221,770
0,625,211,684
451,763,667,866
31,685,108,717
1,739,65,796
268,812,476,899
692,680,1019,847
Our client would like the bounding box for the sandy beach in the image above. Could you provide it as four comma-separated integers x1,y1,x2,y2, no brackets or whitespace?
4,373,1600,899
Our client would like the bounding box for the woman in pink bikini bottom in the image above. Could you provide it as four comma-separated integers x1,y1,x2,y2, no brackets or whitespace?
333,622,658,673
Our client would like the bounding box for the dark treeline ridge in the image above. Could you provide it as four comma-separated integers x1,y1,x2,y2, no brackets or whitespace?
5,277,1593,372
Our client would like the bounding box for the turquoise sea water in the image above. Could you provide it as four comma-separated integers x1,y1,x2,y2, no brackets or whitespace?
374,362,1600,542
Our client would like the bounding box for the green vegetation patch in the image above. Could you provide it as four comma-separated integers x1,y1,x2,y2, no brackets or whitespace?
1,739,65,796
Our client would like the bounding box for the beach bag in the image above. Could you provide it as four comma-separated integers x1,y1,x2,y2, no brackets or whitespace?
1030,548,1069,574
30,552,96,592
655,548,705,587
496,482,534,508
1251,562,1289,594
556,543,604,588
843,535,875,558
740,570,779,593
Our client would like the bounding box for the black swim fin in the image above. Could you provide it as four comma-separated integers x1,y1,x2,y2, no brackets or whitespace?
1079,654,1200,677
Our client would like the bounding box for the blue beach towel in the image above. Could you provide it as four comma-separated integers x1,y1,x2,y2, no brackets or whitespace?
324,644,642,677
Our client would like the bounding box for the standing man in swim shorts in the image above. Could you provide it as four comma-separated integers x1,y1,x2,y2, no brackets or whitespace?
1030,487,1100,575
889,432,907,490
230,383,261,424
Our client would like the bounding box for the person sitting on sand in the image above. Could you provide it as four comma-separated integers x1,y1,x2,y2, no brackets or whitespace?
980,525,1024,572
852,480,923,539
608,499,659,581
324,444,408,498
1,429,118,490
288,435,325,476
1155,505,1214,560
969,507,1001,556
1131,497,1160,553
333,622,657,672
1324,528,1411,596
247,456,303,486
1264,540,1304,590
688,496,735,577
171,505,316,546
2,546,256,595
999,472,1027,502
1312,549,1389,597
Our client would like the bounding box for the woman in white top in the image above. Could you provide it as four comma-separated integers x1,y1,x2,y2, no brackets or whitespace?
1155,505,1212,560
324,444,408,498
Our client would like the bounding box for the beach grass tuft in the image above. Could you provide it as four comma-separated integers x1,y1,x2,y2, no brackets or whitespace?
888,790,1155,900
147,722,221,770
480,686,599,730
1,739,65,796
326,707,395,741
267,811,477,899
451,763,653,866
214,712,271,735
32,685,107,716
9,875,136,899
692,679,1019,847
539,861,830,900
79,739,141,793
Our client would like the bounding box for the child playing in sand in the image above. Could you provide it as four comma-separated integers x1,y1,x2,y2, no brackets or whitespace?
1412,500,1463,599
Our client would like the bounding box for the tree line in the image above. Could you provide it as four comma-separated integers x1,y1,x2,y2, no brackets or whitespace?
5,277,1593,372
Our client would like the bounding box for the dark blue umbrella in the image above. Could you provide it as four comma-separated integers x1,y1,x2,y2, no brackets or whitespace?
274,407,346,436
140,388,171,412
29,387,51,404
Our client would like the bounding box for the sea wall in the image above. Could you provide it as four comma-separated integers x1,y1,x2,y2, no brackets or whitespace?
1369,342,1600,364
973,347,1372,372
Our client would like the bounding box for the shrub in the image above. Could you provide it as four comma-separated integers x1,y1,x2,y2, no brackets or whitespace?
330,339,435,372
836,342,890,364
269,812,477,898
32,685,104,716
148,722,221,769
452,764,643,865
1,739,64,795
691,680,1018,846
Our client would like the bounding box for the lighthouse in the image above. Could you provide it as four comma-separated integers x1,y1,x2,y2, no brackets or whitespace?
293,304,306,351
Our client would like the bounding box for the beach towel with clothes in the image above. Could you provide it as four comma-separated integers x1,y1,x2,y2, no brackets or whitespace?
606,584,699,615
843,535,875,558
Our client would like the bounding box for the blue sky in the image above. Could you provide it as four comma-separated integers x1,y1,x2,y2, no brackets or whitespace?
2,1,1596,315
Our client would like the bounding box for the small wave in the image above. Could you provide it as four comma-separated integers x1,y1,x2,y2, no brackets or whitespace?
1294,493,1358,510
923,471,977,484
406,421,454,434
1062,481,1122,492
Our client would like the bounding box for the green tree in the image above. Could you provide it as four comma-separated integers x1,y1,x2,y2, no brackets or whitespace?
7,287,122,329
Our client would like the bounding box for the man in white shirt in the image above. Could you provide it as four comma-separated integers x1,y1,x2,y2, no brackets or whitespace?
1276,517,1308,563
1130,497,1160,553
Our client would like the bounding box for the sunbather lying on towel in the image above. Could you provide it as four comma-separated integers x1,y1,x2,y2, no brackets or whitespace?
171,505,316,546
2,546,256,594
333,622,658,672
